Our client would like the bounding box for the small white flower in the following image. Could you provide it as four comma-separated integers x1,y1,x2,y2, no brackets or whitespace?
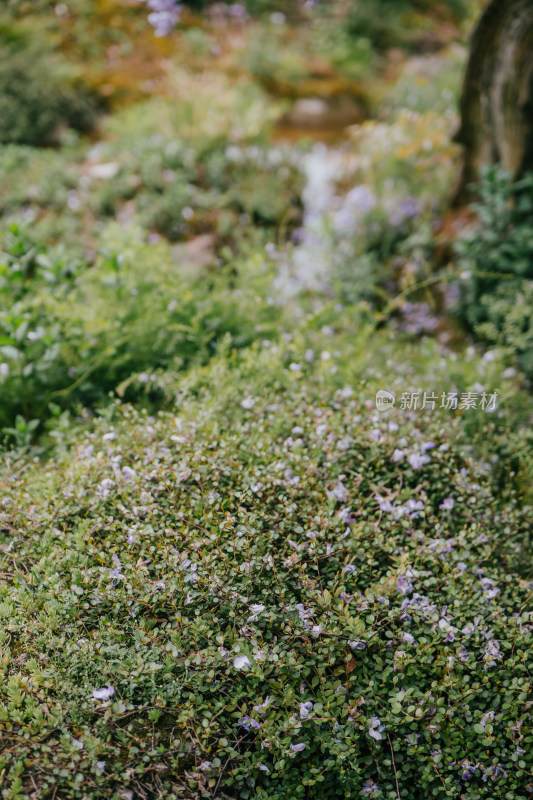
92,686,115,701
258,763,270,773
98,478,115,499
299,702,314,719
248,604,265,622
233,655,252,671
391,449,405,463
96,761,106,772
241,397,255,410
72,738,84,750
27,327,45,342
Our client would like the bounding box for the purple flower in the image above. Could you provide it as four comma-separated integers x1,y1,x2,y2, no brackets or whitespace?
397,575,414,595
290,743,306,753
405,498,424,518
461,762,478,781
479,711,495,729
253,696,271,715
439,497,455,510
390,196,419,227
238,716,261,731
239,715,261,731
458,645,469,662
408,453,429,469
368,716,385,741
483,639,502,664
330,482,349,502
362,779,381,796
145,0,181,36
349,640,366,651
480,578,499,600
438,618,456,642
299,702,314,719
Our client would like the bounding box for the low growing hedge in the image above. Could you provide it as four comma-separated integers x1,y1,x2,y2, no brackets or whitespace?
0,335,531,799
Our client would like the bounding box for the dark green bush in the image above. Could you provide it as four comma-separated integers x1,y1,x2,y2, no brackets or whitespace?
454,166,533,377
0,33,99,145
343,0,471,52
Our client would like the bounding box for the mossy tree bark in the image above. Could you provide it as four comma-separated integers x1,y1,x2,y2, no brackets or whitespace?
454,0,533,203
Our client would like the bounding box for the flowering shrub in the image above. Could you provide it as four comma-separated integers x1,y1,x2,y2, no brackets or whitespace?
0,332,532,798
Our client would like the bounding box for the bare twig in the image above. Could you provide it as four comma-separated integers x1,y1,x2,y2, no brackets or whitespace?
387,733,401,799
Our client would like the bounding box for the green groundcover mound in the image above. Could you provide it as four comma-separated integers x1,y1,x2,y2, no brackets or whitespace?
0,336,532,800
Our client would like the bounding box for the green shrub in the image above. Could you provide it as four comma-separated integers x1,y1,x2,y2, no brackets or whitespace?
0,332,532,798
453,166,533,377
344,0,472,51
0,223,285,434
0,30,99,145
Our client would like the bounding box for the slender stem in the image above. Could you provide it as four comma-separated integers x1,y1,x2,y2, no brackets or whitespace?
387,733,401,799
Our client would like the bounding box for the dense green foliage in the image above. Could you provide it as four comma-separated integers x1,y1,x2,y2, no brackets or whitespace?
0,223,286,434
454,167,533,377
0,25,99,145
343,0,472,52
1,330,532,799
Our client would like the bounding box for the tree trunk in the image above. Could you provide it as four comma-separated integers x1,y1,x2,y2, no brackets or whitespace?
454,0,533,203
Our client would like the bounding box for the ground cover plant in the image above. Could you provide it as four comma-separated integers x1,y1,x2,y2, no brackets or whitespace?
1,327,532,799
